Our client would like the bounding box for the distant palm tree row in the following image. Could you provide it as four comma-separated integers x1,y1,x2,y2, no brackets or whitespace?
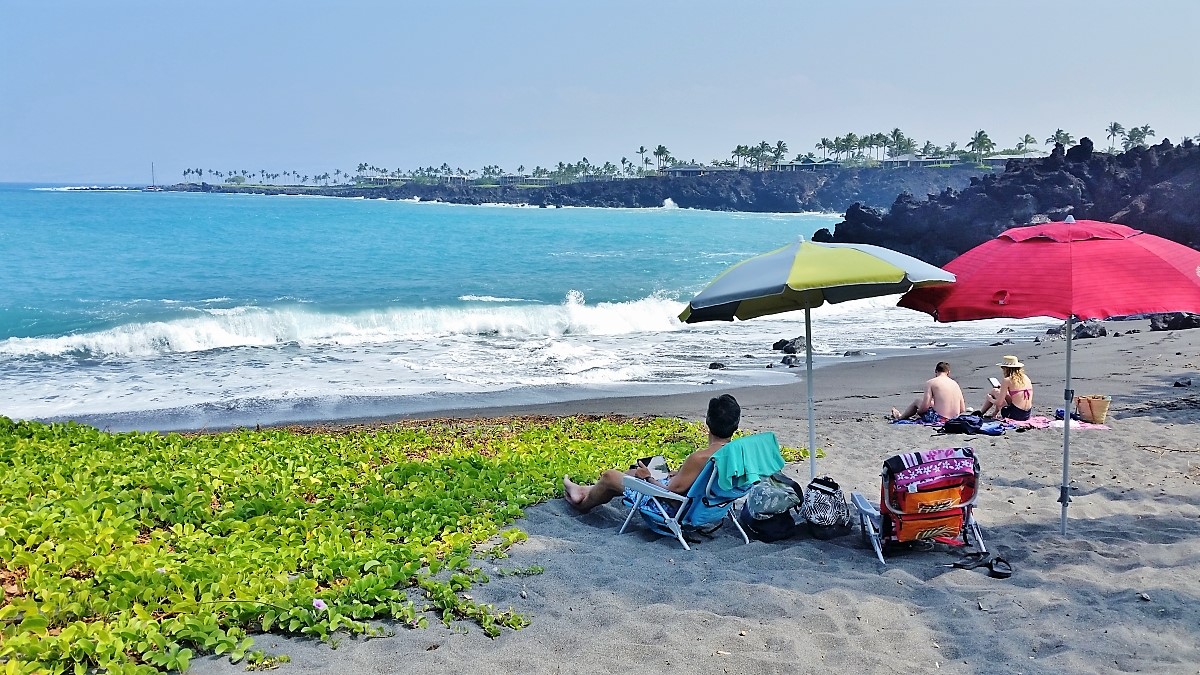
181,168,344,186
179,123,1173,187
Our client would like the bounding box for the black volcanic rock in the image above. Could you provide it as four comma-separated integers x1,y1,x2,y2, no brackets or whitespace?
823,139,1200,264
167,166,986,214
1150,312,1200,331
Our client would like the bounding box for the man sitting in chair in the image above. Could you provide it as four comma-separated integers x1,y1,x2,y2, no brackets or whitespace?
563,394,740,513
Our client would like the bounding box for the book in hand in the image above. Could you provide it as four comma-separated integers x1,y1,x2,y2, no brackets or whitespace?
632,455,670,481
988,377,1001,389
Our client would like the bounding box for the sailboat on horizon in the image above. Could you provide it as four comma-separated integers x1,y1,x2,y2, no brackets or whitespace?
144,162,164,191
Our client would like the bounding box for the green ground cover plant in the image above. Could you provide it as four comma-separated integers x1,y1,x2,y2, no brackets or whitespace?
0,415,808,673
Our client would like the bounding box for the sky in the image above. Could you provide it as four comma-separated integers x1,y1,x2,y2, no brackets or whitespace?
3,0,1198,183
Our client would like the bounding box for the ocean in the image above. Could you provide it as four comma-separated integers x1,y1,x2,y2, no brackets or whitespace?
0,184,1055,431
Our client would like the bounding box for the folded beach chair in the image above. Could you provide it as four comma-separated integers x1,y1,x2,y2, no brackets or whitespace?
850,447,985,565
619,432,785,550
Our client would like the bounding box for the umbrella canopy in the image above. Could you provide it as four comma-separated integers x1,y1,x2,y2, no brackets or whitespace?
898,219,1200,321
899,217,1200,533
681,239,955,480
681,240,955,323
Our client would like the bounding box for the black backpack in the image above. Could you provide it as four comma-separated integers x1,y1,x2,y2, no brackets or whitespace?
737,472,804,542
941,414,1005,436
800,475,853,539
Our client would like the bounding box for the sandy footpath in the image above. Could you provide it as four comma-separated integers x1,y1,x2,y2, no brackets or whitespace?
190,321,1200,675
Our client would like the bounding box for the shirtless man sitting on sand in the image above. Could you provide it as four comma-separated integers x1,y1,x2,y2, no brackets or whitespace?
890,361,967,423
563,394,740,513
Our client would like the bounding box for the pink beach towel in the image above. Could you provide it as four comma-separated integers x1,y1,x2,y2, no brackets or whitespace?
1007,415,1110,431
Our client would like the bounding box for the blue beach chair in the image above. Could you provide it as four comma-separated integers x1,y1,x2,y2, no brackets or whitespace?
619,432,785,550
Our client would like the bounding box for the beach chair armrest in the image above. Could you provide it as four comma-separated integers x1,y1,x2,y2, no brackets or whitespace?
851,491,879,518
852,491,886,565
622,475,686,502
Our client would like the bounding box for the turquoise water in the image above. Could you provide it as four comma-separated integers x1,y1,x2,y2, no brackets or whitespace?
0,184,1052,430
3,186,824,337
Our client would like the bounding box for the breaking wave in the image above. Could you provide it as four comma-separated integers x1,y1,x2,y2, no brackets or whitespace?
0,291,685,359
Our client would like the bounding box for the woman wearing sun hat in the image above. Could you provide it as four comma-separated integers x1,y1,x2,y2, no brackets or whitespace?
980,355,1034,421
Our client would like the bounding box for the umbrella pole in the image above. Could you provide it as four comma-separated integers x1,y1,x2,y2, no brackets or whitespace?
1059,315,1074,534
805,307,817,481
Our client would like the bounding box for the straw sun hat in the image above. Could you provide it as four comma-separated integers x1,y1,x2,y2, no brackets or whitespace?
997,355,1025,368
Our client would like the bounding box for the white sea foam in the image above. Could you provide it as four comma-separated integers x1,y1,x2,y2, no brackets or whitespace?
32,185,130,191
0,292,686,358
458,295,535,303
0,292,1059,428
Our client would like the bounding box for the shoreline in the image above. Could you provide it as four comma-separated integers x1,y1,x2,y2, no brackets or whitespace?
32,319,1171,435
209,320,1167,431
189,320,1200,674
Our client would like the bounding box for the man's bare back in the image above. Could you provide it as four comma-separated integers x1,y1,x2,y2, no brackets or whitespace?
926,374,966,418
891,361,966,420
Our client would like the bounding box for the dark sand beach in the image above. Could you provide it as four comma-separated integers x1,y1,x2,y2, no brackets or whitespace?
190,320,1200,675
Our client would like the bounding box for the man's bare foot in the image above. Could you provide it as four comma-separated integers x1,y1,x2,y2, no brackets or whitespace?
890,407,902,420
563,475,588,507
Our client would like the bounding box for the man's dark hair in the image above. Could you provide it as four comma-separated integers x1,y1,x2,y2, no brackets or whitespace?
706,394,741,439
935,361,951,374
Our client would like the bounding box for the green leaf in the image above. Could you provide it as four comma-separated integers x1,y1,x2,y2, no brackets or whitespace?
231,637,254,663
18,614,49,635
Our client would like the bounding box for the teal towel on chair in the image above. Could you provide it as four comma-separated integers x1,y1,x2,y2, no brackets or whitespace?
713,432,785,491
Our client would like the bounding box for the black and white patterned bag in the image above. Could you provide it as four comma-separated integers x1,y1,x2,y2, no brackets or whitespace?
800,475,851,539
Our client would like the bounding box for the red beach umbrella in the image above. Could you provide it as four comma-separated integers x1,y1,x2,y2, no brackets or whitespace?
899,217,1200,533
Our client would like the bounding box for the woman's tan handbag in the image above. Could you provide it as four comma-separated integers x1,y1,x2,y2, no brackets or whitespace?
1074,395,1112,424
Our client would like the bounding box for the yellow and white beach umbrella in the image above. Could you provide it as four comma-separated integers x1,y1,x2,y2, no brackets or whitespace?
680,239,955,480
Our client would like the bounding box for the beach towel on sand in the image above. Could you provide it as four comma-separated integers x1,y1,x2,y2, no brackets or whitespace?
889,409,947,426
1006,416,1110,431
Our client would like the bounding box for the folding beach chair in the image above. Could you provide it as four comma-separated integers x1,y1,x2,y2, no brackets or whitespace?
851,447,986,565
619,432,785,550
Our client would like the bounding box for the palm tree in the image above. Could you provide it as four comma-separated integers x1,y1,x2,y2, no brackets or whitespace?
636,146,648,172
1105,122,1125,152
815,138,830,159
967,130,994,164
1020,134,1038,157
874,132,889,159
1121,124,1155,151
772,140,788,167
855,134,870,159
842,133,859,160
887,128,906,155
754,141,770,170
831,136,845,160
1046,129,1074,147
653,145,669,170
